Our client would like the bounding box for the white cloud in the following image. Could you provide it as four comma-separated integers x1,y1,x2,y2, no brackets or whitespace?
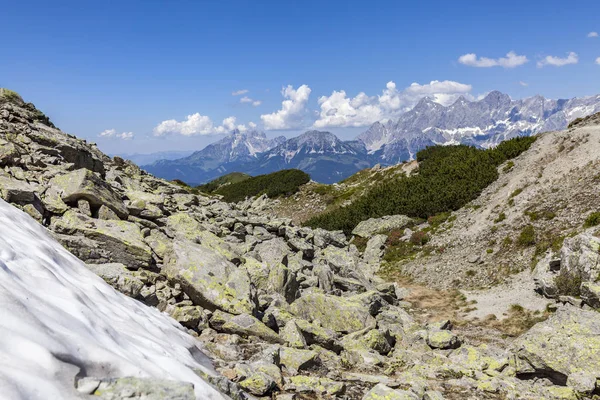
519,81,529,87
314,80,472,128
240,96,262,107
588,32,598,38
537,52,578,67
596,57,600,65
260,84,312,130
458,51,528,68
232,89,249,96
153,114,247,136
248,122,257,129
99,129,134,140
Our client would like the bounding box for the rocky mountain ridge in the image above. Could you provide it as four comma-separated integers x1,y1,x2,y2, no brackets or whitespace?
3,89,600,399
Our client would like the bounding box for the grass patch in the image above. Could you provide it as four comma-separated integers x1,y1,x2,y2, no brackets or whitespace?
517,225,536,247
584,212,600,228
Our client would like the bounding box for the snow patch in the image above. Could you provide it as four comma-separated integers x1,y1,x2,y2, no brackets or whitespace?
0,199,228,400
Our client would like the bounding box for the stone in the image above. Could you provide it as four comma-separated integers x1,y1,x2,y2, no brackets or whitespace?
294,319,342,353
47,168,128,218
321,245,357,273
580,281,600,308
566,371,596,395
0,173,37,204
51,210,153,270
77,198,92,216
360,329,393,355
280,347,319,374
239,371,276,396
427,330,461,350
362,383,420,400
363,234,387,265
513,307,600,384
288,237,315,259
352,214,412,238
86,263,144,299
280,319,307,349
290,292,376,333
255,238,290,268
560,231,600,282
314,263,335,293
209,310,283,344
285,376,345,396
98,204,120,220
144,229,172,260
163,239,256,315
169,305,203,329
313,228,347,248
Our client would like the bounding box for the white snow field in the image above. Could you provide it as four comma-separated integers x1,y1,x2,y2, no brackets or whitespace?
0,199,229,399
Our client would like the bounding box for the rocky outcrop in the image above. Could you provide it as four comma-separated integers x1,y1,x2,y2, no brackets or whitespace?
352,214,413,238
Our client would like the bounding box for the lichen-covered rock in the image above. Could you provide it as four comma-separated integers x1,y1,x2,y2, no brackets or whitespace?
163,239,256,315
85,262,144,298
280,347,318,374
513,307,600,384
280,320,307,349
290,293,376,333
0,172,37,204
352,214,413,238
210,310,283,344
47,168,128,218
363,234,387,266
427,329,461,350
580,281,600,308
560,231,600,282
169,305,203,329
362,383,419,400
255,238,290,268
51,210,153,269
238,371,276,396
285,376,345,396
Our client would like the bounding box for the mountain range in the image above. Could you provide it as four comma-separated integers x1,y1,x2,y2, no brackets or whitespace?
143,91,600,184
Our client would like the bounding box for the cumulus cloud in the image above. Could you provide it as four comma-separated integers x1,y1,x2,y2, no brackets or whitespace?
99,129,134,140
588,32,598,38
153,114,247,136
240,96,262,107
458,51,528,68
260,84,312,130
232,89,249,96
537,52,579,67
596,57,600,65
313,80,472,128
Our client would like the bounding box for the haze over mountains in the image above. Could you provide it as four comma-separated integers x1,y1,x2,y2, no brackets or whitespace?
142,91,600,184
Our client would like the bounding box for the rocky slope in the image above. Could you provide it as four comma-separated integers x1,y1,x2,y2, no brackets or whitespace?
3,88,600,399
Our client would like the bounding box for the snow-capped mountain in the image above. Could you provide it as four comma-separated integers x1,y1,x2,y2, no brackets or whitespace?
358,91,600,163
143,129,286,183
248,130,372,183
144,91,600,185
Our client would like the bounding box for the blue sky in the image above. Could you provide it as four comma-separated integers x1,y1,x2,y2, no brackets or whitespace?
2,0,600,154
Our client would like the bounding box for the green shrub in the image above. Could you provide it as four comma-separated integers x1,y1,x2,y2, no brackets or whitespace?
428,212,450,227
409,231,429,246
517,225,536,246
305,136,536,234
215,169,310,203
555,271,582,297
584,212,600,228
510,188,523,198
502,161,515,172
197,172,251,193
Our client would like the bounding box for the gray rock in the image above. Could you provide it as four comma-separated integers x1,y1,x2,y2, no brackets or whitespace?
47,168,128,218
580,281,600,308
352,215,412,238
81,376,195,400
86,263,144,298
363,234,387,266
210,310,283,344
362,383,419,400
255,238,290,268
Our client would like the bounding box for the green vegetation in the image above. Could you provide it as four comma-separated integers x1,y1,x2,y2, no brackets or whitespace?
305,137,537,234
502,161,515,172
494,212,506,223
196,172,251,193
214,169,310,203
584,212,600,228
510,188,523,198
517,225,536,246
555,271,582,297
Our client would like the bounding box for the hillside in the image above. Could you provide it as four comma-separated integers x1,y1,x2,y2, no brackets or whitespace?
4,89,600,399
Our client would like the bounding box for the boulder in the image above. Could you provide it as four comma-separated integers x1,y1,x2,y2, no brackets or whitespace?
290,293,376,333
313,228,347,248
78,377,195,399
163,240,256,315
580,282,600,308
279,320,307,349
255,238,290,268
280,347,319,374
363,234,387,266
51,210,153,270
85,262,144,299
285,376,345,396
209,310,283,344
362,384,419,400
560,231,600,282
47,168,128,218
426,329,461,350
0,173,37,204
513,307,600,385
352,214,412,238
